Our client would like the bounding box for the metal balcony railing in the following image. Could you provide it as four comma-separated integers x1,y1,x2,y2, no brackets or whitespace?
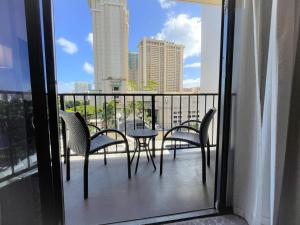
58,93,219,158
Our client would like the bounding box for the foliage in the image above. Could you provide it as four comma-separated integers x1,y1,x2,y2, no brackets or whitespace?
65,100,81,109
143,80,158,91
127,80,158,92
127,80,138,91
66,105,102,120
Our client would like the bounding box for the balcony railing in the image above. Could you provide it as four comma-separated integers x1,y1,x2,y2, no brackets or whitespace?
0,91,37,183
58,93,218,158
0,91,218,182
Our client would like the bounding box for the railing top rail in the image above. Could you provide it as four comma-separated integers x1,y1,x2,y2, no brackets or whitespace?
58,92,219,97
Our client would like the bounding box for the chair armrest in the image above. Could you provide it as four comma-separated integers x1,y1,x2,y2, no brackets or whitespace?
180,120,202,126
163,125,200,140
87,124,101,132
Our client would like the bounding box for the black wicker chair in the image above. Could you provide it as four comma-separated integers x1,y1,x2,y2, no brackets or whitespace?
60,110,131,199
160,108,216,183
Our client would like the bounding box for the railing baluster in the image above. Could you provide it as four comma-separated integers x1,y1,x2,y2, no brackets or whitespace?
179,95,182,148
151,95,156,157
123,95,126,135
104,95,107,129
142,95,145,128
205,95,207,113
212,95,215,146
95,95,98,127
171,95,175,152
162,95,164,148
188,95,191,121
171,95,173,127
73,95,76,112
60,95,67,164
196,94,199,119
114,95,117,152
133,95,135,130
84,95,87,121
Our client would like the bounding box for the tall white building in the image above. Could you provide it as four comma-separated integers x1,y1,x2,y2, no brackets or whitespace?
138,38,184,93
88,0,129,93
74,82,92,93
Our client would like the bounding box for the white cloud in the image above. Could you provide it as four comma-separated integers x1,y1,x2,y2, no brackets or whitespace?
185,62,201,68
56,37,78,54
86,33,93,46
156,14,201,59
57,82,74,93
83,62,94,74
183,77,201,88
158,0,176,8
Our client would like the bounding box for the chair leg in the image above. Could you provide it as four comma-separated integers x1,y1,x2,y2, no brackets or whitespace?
160,140,165,176
104,148,107,165
201,146,206,183
66,147,70,181
173,141,177,160
207,139,210,167
125,142,131,179
84,155,89,199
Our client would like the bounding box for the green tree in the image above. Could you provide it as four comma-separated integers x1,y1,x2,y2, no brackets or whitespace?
66,105,102,120
143,80,158,91
127,80,138,91
65,100,81,109
127,80,158,92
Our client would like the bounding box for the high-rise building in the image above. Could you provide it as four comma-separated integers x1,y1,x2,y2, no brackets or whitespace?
128,52,138,82
74,82,92,93
138,38,184,93
88,0,129,93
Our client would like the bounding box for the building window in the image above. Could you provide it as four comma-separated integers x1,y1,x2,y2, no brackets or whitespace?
113,87,120,92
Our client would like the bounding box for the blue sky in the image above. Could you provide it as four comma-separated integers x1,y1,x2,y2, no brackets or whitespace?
54,0,202,92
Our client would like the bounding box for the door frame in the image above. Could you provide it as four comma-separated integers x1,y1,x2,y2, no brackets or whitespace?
41,0,65,223
35,0,237,223
214,0,236,211
24,0,64,224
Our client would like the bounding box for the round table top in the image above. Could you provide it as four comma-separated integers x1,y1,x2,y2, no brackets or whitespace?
127,129,158,138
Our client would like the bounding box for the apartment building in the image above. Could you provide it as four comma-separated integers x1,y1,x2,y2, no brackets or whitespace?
138,38,184,93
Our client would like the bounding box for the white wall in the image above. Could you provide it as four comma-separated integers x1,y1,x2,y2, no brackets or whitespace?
200,4,221,93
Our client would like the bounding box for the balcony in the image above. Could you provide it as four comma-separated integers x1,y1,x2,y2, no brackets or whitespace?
58,92,218,225
0,91,218,224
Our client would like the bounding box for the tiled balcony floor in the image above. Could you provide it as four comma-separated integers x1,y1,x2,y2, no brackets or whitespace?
63,148,216,225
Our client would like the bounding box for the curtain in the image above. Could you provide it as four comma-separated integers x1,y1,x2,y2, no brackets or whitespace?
231,0,300,225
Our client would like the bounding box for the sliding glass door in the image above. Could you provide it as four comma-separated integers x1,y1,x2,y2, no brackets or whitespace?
0,0,63,224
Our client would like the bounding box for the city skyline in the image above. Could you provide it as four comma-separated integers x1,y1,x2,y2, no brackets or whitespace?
54,0,202,93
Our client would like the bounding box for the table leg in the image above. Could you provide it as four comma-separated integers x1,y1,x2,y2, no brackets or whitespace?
145,145,150,162
146,138,156,170
135,139,141,174
130,141,138,164
147,145,156,170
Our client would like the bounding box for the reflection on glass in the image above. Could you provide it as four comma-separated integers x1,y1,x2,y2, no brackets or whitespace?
0,0,37,181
